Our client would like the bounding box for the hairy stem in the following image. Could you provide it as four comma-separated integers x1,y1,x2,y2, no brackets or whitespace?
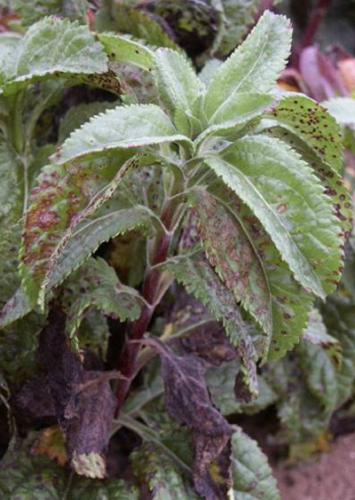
114,200,178,416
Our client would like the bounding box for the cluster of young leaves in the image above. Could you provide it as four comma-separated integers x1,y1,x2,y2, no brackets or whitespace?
0,2,353,498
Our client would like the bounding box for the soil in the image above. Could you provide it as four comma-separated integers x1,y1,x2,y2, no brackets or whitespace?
275,433,355,500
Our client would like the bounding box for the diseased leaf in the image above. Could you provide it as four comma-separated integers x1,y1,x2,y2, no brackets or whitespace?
20,153,137,306
204,11,291,118
98,32,155,72
205,135,342,299
53,104,191,165
268,95,344,174
0,17,108,95
146,338,233,498
0,436,138,499
231,427,281,499
193,189,272,339
164,251,247,347
132,443,199,499
62,258,141,346
29,308,118,478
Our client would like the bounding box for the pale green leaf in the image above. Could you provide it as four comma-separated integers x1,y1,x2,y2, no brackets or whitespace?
154,48,205,135
205,135,342,299
53,104,192,165
204,11,291,119
98,32,155,72
323,97,355,127
0,138,22,219
231,427,281,499
196,93,274,148
58,101,117,142
0,17,108,95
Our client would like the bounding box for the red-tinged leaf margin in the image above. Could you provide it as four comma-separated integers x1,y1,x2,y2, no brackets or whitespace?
20,153,139,307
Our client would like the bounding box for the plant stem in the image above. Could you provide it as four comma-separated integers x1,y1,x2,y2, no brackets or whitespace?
114,201,177,416
293,0,332,67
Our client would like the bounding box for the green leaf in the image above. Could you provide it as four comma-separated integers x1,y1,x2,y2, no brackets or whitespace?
62,258,141,347
98,32,155,72
205,135,342,299
0,17,108,95
204,11,291,119
231,427,281,499
212,0,261,57
53,104,192,165
323,97,355,127
132,443,198,500
193,189,272,339
20,152,137,306
154,48,205,136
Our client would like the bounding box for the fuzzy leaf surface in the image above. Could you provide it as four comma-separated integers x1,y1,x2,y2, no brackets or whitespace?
53,104,191,165
205,135,342,299
204,11,291,118
154,48,205,135
0,17,108,95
